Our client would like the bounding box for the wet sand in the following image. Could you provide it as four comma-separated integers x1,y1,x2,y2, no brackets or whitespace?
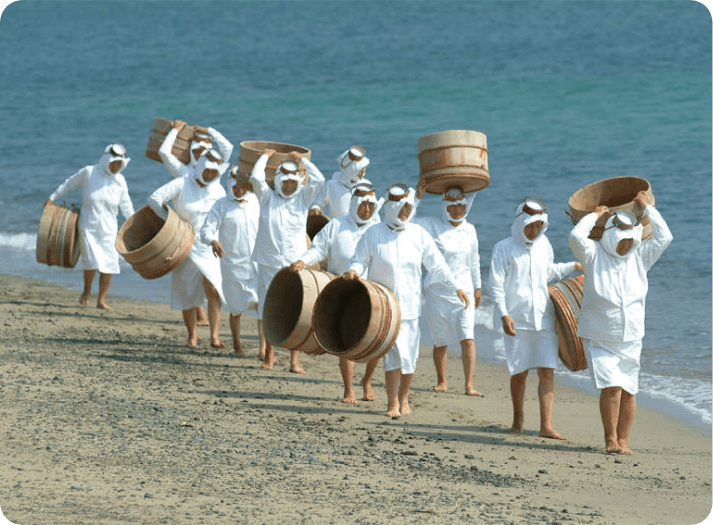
0,274,710,525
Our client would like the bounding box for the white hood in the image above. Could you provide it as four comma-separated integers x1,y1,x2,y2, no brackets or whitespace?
383,186,416,231
99,143,130,176
511,199,549,247
336,147,370,188
600,211,643,258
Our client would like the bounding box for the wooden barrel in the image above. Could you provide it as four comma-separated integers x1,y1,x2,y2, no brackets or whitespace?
306,213,330,241
36,203,81,268
313,278,401,364
235,141,311,189
145,117,208,165
548,275,587,372
262,268,336,355
567,176,655,241
115,205,194,280
417,130,489,195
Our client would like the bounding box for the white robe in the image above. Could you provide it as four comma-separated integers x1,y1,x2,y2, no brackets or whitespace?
569,205,673,343
310,176,352,218
250,154,325,268
301,215,371,276
148,176,226,308
49,163,134,274
159,126,233,179
416,215,481,345
200,192,260,315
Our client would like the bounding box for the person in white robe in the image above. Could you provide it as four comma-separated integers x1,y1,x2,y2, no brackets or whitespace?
415,186,482,397
158,120,233,326
343,184,469,419
309,146,369,218
251,148,325,374
489,198,580,439
148,149,227,349
290,182,382,403
45,143,134,310
569,191,672,454
200,172,261,357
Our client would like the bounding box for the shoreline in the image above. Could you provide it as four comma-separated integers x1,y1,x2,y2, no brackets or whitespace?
0,274,710,524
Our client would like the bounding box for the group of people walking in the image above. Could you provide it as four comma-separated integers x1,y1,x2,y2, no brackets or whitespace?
45,122,672,454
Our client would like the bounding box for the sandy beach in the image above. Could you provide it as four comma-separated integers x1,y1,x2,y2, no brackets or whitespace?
0,274,709,525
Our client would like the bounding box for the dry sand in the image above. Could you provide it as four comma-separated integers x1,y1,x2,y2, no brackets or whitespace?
0,274,710,525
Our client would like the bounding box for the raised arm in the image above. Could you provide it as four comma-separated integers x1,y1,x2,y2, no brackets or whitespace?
158,122,185,178
147,177,183,221
250,150,274,205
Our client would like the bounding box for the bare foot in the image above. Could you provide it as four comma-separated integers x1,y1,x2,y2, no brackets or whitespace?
386,405,401,419
210,340,226,349
606,440,623,454
79,292,90,306
361,381,376,401
261,360,274,370
465,387,482,397
197,317,209,327
96,302,113,311
290,365,306,374
341,392,358,404
617,441,634,454
184,339,198,349
539,429,566,440
434,383,448,392
233,346,246,358
399,401,411,415
510,423,524,435
258,351,266,361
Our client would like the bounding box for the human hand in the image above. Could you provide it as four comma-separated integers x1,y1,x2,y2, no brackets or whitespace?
457,289,470,309
342,270,359,281
43,199,53,208
633,190,650,210
308,208,323,217
501,315,516,337
474,288,482,309
211,240,225,258
289,260,305,272
263,148,276,158
595,205,610,219
173,119,187,130
416,179,427,200
575,262,583,273
289,151,304,163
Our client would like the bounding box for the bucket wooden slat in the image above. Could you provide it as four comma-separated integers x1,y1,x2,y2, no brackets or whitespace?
567,176,655,241
262,268,335,355
236,141,312,189
36,204,81,268
417,130,490,195
313,278,401,364
306,213,330,241
548,275,587,372
145,117,207,165
115,206,194,279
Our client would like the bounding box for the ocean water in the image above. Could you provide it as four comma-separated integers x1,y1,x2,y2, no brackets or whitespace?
0,1,710,430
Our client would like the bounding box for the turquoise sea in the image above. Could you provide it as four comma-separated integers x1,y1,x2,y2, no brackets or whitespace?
0,0,710,429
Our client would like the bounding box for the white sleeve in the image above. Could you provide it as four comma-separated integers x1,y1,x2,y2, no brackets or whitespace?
118,180,135,219
300,158,326,205
250,154,272,205
489,242,509,320
49,167,88,201
639,205,673,271
147,178,182,221
208,127,233,175
470,228,482,290
568,212,598,267
158,127,183,179
200,200,222,245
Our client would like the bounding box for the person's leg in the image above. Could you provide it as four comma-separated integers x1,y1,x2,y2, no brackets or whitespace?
398,373,414,415
510,371,528,433
385,368,401,418
290,350,305,374
182,308,198,348
537,367,565,439
96,272,113,310
460,339,481,396
600,386,623,453
433,345,448,392
361,357,379,401
616,391,636,454
196,306,209,326
340,357,357,404
258,320,274,369
230,314,245,357
257,315,266,360
203,278,224,349
80,270,96,305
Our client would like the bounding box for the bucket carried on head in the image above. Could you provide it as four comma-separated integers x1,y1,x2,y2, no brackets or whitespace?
567,176,655,241
548,275,587,372
235,141,312,189
417,130,489,195
115,206,194,279
263,268,336,355
313,277,401,364
145,117,209,166
36,203,81,268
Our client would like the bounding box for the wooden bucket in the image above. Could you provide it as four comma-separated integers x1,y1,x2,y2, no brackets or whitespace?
548,275,587,372
417,130,489,195
235,141,311,189
306,213,330,241
36,203,81,268
145,117,208,166
567,176,655,241
313,278,401,364
115,206,194,280
262,268,336,355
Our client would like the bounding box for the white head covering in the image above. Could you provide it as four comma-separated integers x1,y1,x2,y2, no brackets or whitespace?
100,143,130,176
336,146,370,188
441,187,475,225
348,180,380,226
600,211,643,258
189,131,212,167
226,176,251,203
195,148,223,186
382,184,416,231
512,198,549,246
274,160,303,199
